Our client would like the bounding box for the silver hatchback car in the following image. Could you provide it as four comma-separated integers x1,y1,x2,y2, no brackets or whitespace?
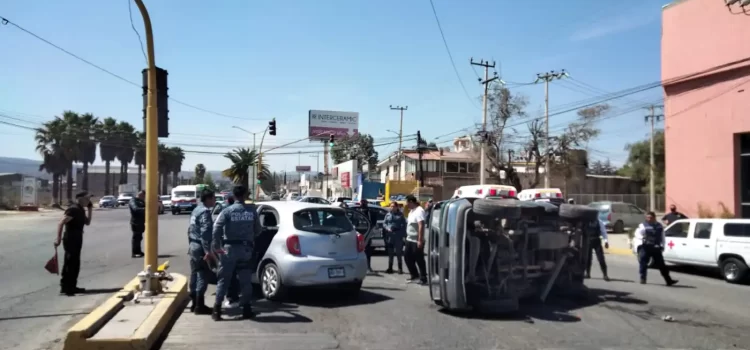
252,201,370,301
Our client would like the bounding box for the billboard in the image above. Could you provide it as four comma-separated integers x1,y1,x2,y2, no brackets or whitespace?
340,172,351,188
308,110,359,140
295,165,311,172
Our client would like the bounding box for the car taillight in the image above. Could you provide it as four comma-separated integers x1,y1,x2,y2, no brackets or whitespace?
489,189,497,196
190,199,197,203
286,235,301,255
535,193,541,198
556,193,562,198
607,213,612,221
508,190,516,197
357,233,365,252
476,189,483,195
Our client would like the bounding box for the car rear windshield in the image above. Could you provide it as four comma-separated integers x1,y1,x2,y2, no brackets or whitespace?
215,196,224,201
174,191,196,198
336,197,352,202
102,196,115,200
589,202,610,212
121,193,134,197
292,208,353,235
160,196,170,200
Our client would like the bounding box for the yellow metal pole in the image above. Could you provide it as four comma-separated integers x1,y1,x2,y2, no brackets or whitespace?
255,125,269,200
134,0,159,291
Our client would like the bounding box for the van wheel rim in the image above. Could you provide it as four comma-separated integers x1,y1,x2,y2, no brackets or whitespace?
262,266,278,296
724,263,738,280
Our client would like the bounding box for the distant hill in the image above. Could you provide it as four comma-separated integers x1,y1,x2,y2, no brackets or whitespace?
0,157,58,179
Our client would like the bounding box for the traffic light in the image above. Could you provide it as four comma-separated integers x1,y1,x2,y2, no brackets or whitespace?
257,173,262,184
328,134,335,148
268,119,276,136
141,67,170,138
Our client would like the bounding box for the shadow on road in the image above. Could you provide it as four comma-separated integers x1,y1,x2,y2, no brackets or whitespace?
290,288,392,309
81,288,122,295
665,265,747,284
0,311,89,322
158,254,176,258
443,287,649,323
221,300,313,323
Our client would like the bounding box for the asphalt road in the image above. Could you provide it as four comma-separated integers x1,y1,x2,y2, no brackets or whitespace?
2,209,750,350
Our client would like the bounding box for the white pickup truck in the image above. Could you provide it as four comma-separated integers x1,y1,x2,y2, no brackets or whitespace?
631,218,750,283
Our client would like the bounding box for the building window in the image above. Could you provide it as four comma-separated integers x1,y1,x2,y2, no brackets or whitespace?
740,133,750,218
445,161,479,173
405,160,416,173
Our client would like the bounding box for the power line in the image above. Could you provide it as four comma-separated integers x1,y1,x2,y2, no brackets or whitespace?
0,15,267,121
126,0,147,63
427,0,480,109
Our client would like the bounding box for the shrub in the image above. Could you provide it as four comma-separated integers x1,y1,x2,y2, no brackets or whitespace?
696,202,734,219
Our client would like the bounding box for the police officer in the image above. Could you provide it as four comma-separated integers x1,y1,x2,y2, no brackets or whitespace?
211,185,261,320
634,211,679,286
187,189,216,315
383,201,407,274
585,217,610,281
129,191,146,258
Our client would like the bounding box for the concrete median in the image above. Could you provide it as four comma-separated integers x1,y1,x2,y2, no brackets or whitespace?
63,273,188,350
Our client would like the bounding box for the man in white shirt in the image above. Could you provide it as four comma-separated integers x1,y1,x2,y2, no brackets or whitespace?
404,195,427,284
586,219,610,281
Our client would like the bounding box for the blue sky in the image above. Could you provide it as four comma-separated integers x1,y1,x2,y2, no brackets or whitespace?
0,0,666,173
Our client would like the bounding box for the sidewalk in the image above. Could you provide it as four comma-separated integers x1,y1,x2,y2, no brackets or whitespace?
606,232,632,256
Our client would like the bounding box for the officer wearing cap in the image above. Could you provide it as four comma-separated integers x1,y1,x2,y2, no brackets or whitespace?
187,189,216,315
129,190,146,258
54,191,93,296
211,185,261,320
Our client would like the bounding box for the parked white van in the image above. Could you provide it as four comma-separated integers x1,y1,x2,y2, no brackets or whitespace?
171,185,199,215
631,218,750,283
452,185,517,199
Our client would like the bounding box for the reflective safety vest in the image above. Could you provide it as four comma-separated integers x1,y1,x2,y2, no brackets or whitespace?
642,221,664,246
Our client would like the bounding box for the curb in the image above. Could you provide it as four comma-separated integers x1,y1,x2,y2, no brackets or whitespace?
63,273,188,350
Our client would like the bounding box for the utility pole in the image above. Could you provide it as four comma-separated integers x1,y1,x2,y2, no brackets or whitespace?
417,130,425,186
535,70,569,188
471,58,499,185
389,105,407,174
645,105,664,212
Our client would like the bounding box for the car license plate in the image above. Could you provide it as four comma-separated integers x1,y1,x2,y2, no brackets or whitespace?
328,267,345,279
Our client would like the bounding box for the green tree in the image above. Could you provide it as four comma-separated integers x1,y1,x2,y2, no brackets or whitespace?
76,113,98,191
203,172,216,191
222,148,269,190
331,134,378,171
194,163,207,184
589,158,618,175
618,130,665,194
115,121,137,185
134,132,146,191
169,147,185,189
157,143,170,194
97,117,119,195
35,118,68,205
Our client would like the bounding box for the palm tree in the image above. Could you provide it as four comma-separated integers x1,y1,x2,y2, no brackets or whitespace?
134,131,146,191
222,148,269,189
76,113,98,191
97,117,119,195
59,111,81,202
170,147,185,189
35,118,68,205
158,143,170,195
115,121,136,185
194,163,206,184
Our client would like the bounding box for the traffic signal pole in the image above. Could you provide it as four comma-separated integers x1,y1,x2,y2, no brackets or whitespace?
133,0,160,294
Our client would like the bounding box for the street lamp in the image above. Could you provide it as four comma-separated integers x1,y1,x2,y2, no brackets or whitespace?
385,129,400,137
232,126,263,150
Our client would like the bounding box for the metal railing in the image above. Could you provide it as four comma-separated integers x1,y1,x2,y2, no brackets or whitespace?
567,193,665,212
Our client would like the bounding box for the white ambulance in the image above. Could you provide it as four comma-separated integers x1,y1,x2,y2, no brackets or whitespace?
517,188,564,204
452,184,517,199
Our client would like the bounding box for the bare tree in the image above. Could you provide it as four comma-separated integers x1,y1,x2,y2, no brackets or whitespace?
480,86,529,190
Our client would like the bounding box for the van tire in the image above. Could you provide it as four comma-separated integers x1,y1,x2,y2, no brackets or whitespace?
473,199,522,219
613,220,625,233
720,257,748,284
559,204,599,221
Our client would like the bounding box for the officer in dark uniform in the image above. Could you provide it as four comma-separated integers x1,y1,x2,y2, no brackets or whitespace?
634,211,678,286
211,186,261,320
187,189,216,315
129,191,146,258
54,191,93,296
585,218,610,281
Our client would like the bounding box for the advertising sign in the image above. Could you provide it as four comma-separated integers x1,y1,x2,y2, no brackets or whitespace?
308,110,359,140
295,165,311,172
340,172,351,188
21,177,37,206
